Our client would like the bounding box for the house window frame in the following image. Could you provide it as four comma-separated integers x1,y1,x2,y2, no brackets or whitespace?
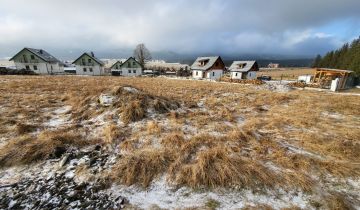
33,65,37,70
25,65,30,70
30,55,35,60
133,70,136,73
89,68,93,72
83,68,87,72
212,72,215,77
128,70,131,74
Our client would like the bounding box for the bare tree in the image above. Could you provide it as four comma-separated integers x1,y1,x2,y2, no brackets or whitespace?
133,43,152,67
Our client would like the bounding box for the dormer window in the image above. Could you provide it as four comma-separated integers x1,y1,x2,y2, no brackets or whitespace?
238,63,247,69
199,59,209,66
31,55,35,60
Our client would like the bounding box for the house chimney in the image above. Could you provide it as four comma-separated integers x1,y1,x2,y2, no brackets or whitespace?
91,51,95,57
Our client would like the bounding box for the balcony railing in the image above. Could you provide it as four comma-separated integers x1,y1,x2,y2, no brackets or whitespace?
18,59,40,63
80,62,95,66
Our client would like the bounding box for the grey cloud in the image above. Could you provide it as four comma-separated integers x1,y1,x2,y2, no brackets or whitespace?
0,0,360,59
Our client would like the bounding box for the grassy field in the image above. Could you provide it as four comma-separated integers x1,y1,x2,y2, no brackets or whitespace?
259,68,315,80
0,75,359,209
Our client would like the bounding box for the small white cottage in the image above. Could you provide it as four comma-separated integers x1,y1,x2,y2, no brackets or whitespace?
229,61,259,80
191,56,225,80
110,57,142,76
73,52,105,76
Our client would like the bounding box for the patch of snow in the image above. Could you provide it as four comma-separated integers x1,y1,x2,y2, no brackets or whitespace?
321,111,344,120
237,117,245,125
123,86,139,93
53,105,71,115
44,106,72,127
99,94,114,106
108,176,312,209
279,141,325,160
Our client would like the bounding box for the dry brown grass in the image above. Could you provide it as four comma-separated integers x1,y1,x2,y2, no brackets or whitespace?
147,121,162,135
0,75,359,206
111,148,175,188
259,68,315,80
0,129,98,167
103,123,125,145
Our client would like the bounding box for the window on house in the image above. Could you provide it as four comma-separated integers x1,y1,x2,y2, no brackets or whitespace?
235,73,238,77
128,70,131,74
31,55,35,60
83,68,87,72
212,72,215,76
128,63,131,68
51,65,53,70
196,71,198,76
23,55,28,63
33,65,37,70
89,68,93,72
25,65,30,70
199,59,209,66
133,70,136,73
133,62,136,66
88,59,91,63
82,58,85,65
116,65,118,70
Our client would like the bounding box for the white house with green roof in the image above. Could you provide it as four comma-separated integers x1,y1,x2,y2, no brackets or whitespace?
111,57,142,76
9,47,64,74
73,52,105,76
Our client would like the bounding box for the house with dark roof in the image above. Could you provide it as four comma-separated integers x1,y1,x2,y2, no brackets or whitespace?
229,61,259,80
9,47,64,74
73,52,105,76
191,56,225,80
111,57,142,76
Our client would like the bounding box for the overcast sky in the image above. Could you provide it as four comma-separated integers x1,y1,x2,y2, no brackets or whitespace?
1,0,360,59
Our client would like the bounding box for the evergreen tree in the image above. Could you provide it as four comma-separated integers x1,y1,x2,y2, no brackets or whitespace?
314,36,360,76
312,54,322,67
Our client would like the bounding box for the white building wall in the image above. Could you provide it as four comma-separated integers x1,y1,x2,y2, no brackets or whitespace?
247,71,257,79
14,62,64,74
298,75,313,83
230,71,256,80
192,70,204,79
206,69,223,80
230,72,243,79
75,65,103,76
112,68,142,76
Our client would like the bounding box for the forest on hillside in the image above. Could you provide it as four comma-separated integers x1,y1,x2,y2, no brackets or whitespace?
312,36,360,76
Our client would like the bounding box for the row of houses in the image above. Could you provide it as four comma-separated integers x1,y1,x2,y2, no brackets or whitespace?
191,56,259,80
9,47,259,80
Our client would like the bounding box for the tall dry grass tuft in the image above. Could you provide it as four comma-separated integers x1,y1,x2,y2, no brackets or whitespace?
16,123,39,134
147,121,162,135
121,100,146,124
325,192,355,210
168,146,278,189
103,123,125,145
161,132,185,148
0,130,97,167
111,148,175,188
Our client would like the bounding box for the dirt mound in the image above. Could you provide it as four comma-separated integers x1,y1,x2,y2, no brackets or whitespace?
72,86,180,124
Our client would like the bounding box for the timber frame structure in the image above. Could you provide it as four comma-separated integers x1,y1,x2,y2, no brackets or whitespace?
312,68,354,90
